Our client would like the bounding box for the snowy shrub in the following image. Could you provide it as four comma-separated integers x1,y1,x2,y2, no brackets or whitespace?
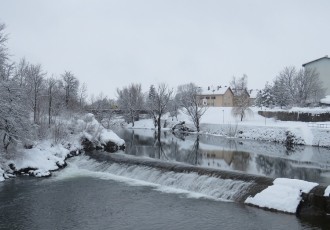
52,120,69,144
225,123,239,137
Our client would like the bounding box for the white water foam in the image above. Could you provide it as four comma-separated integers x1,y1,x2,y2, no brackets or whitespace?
53,155,252,201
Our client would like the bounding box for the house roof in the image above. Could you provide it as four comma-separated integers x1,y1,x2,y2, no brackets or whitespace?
199,85,231,95
302,55,330,67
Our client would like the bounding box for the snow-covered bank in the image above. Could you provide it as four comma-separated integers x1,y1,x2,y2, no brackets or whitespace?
127,107,330,147
245,178,318,213
0,113,125,182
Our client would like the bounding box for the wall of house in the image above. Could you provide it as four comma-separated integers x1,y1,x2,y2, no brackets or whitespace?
304,58,330,95
223,90,234,106
198,90,233,107
198,89,234,107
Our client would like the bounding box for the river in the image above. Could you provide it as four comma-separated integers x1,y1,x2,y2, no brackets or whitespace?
1,128,330,229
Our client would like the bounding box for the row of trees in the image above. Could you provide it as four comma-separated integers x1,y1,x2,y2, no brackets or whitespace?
256,66,325,108
0,23,87,151
116,82,208,133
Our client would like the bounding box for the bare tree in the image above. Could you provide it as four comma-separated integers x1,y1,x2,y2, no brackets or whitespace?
0,24,15,82
231,94,251,121
230,74,248,92
168,97,180,121
295,67,325,106
0,23,32,151
270,66,325,107
274,66,297,105
25,64,46,124
147,83,173,134
78,82,88,110
147,84,157,128
117,83,144,127
61,71,79,110
0,79,31,151
177,83,207,132
230,75,251,121
46,76,58,127
13,58,29,87
0,23,9,81
272,77,290,108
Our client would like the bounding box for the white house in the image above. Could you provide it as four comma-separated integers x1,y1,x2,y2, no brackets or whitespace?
302,55,330,95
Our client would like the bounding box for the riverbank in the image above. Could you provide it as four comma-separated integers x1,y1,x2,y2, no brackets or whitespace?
126,107,330,148
0,113,125,182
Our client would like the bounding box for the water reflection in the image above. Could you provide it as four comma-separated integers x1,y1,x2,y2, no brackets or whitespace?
118,129,330,185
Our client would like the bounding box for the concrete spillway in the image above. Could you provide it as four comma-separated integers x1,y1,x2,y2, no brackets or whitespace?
86,151,330,216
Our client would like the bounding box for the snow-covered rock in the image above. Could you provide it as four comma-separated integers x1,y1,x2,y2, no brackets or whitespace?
0,168,4,182
245,178,318,213
80,113,125,152
324,186,330,196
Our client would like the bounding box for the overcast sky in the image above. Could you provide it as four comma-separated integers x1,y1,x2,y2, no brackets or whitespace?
1,0,330,98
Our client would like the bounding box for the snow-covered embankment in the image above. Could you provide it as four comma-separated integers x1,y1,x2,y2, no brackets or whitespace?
0,113,125,181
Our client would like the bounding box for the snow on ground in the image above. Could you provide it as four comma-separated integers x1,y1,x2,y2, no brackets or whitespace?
324,186,330,196
320,95,330,105
0,113,124,182
245,178,318,213
126,118,156,129
128,107,330,147
11,141,70,173
0,168,4,182
100,129,125,146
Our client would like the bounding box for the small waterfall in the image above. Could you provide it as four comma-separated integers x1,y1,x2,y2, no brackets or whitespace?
61,155,255,202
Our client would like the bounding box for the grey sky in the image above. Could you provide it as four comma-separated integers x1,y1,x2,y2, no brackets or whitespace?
1,0,330,98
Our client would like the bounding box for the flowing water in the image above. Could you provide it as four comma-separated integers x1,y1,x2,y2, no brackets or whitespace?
1,128,330,229
118,129,330,185
0,157,328,230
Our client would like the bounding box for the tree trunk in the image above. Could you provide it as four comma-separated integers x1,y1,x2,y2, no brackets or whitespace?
196,118,200,132
157,115,161,136
34,93,37,124
48,92,52,128
3,134,11,151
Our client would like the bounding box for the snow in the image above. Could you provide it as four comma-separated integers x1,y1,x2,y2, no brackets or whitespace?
0,168,4,182
245,178,318,213
128,106,330,147
324,186,330,196
100,129,125,146
126,118,156,129
200,86,230,95
12,141,70,172
320,95,330,105
81,113,125,147
0,113,125,182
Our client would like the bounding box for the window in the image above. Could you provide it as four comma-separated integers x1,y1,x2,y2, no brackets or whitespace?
211,96,216,99
206,96,210,99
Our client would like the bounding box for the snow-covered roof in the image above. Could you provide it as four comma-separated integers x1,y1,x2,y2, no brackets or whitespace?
199,86,231,95
320,95,330,105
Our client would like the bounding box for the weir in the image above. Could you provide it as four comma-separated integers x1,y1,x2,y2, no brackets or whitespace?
86,151,273,202
84,151,330,216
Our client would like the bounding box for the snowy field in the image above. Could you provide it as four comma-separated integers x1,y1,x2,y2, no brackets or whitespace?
127,106,330,147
